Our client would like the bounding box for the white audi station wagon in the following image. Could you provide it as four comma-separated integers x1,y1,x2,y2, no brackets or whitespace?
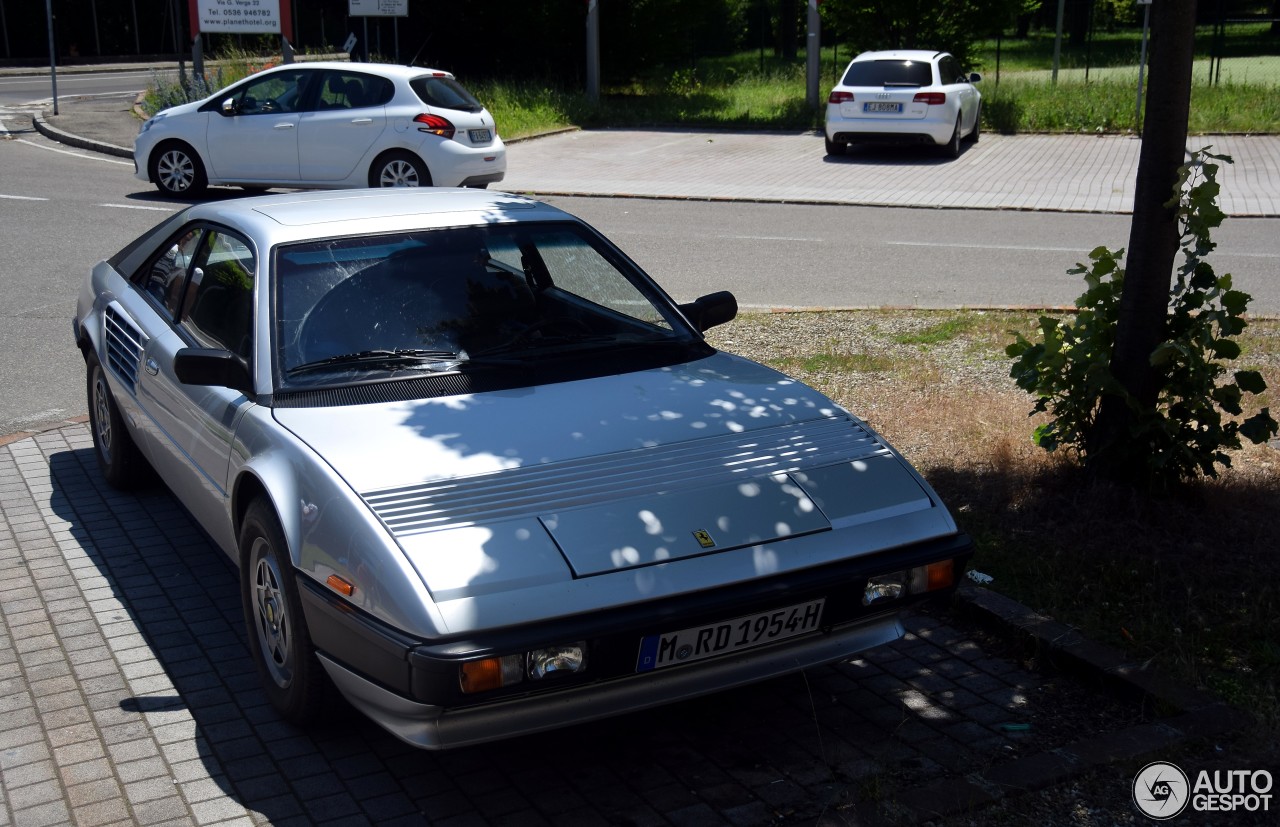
825,50,982,159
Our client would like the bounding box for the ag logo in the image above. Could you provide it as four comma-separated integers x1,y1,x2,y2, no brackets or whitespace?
1133,761,1190,820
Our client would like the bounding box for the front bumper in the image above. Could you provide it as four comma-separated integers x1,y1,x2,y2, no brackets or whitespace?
299,530,973,749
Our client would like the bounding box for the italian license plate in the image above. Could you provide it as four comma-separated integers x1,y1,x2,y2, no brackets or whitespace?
864,102,902,113
636,599,825,672
468,128,492,143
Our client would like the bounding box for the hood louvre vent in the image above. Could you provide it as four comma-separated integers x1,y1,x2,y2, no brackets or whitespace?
363,417,889,537
104,305,144,392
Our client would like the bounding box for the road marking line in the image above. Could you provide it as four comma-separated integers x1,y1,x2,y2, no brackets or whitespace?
886,241,1093,253
724,235,823,242
0,194,49,201
97,204,173,212
15,138,132,165
887,240,1279,259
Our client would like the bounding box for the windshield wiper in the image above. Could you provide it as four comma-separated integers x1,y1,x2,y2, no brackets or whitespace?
289,348,529,376
288,348,463,375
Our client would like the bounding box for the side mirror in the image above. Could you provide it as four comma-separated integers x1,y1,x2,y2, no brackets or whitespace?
679,291,738,333
221,98,237,116
174,348,254,395
969,72,982,83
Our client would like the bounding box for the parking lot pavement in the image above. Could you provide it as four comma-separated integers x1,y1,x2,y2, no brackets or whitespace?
499,129,1280,217
27,95,1280,217
0,422,1248,826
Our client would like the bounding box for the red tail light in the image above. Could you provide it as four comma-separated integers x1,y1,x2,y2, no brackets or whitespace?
828,91,854,104
913,92,946,106
413,113,456,139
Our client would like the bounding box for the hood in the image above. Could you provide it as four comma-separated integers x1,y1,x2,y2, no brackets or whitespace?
274,353,954,620
274,352,845,493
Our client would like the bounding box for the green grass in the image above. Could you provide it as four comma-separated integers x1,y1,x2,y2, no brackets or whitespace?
892,316,976,346
143,37,1279,137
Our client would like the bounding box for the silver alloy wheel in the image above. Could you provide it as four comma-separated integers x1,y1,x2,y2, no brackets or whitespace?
250,537,295,689
379,158,421,187
156,148,196,193
92,370,114,463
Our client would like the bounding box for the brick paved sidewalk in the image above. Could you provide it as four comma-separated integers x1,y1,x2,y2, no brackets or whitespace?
500,129,1280,217
2,423,1232,827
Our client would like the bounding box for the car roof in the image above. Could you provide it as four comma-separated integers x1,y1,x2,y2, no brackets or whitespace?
259,61,460,82
178,189,571,247
851,50,945,63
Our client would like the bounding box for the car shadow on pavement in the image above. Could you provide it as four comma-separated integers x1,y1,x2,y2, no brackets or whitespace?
34,436,1151,825
822,144,979,166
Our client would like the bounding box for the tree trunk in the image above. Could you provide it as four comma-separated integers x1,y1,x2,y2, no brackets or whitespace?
1088,0,1199,482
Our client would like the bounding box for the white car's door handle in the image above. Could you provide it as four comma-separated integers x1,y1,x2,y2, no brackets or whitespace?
145,357,159,376
274,123,295,130
351,118,373,124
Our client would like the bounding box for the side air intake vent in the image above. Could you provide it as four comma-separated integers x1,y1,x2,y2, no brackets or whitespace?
104,305,144,392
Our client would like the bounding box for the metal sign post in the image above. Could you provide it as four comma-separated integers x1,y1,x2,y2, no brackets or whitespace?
45,0,57,115
349,0,407,63
586,0,599,103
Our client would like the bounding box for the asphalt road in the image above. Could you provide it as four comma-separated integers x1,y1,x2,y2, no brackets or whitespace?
3,117,1280,436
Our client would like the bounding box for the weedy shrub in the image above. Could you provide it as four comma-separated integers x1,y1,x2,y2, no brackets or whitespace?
1006,148,1278,483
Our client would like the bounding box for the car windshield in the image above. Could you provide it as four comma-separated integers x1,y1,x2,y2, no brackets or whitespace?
274,222,697,386
410,77,484,112
843,60,934,87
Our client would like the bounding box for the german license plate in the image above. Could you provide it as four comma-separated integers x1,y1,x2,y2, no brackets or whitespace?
468,128,492,143
636,599,825,672
864,102,901,113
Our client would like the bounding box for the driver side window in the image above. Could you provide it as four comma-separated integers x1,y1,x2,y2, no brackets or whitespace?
136,228,203,320
180,232,256,360
231,69,310,115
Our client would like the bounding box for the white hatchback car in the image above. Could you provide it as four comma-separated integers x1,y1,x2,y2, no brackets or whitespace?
824,50,981,159
134,61,505,197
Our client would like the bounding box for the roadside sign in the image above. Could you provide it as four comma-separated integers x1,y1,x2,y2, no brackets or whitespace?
191,0,283,34
349,0,408,17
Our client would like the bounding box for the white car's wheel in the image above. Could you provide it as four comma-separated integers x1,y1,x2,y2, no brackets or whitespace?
824,136,846,157
967,106,981,144
149,141,207,198
240,499,327,723
370,150,431,188
941,116,962,159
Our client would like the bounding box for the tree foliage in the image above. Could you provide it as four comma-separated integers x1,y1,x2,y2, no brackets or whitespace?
819,0,1039,67
1006,150,1278,486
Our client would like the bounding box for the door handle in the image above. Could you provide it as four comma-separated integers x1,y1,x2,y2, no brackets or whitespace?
351,118,373,125
145,357,160,376
274,123,295,130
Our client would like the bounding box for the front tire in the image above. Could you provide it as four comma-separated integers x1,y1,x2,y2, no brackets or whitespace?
967,106,981,144
149,141,208,198
86,353,148,488
240,499,327,724
369,150,431,188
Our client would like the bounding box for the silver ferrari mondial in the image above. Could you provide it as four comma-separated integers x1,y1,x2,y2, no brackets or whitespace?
74,188,972,749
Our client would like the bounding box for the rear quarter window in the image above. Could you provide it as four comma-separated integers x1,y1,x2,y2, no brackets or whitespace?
843,60,934,87
410,77,483,112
